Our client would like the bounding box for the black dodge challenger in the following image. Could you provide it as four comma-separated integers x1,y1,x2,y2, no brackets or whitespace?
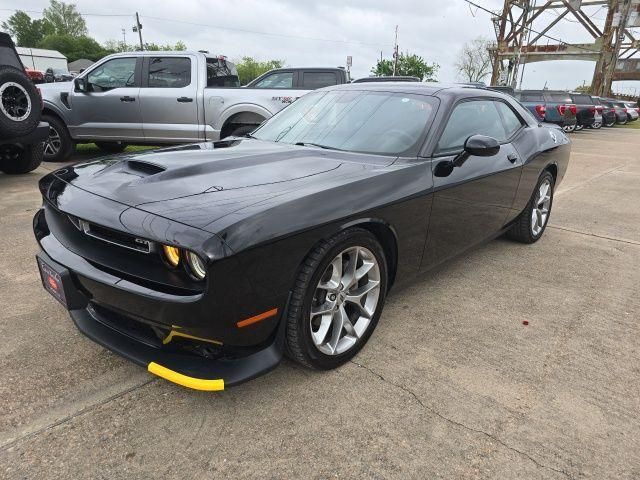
34,83,570,391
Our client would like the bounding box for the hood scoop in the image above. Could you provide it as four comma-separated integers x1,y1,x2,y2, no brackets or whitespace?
126,160,166,176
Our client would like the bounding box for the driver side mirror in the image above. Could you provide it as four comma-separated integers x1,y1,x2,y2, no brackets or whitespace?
463,134,500,157
74,77,87,92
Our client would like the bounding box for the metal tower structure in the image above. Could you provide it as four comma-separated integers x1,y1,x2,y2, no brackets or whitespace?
489,0,640,95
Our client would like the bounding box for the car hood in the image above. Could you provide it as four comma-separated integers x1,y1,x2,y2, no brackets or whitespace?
39,81,72,100
54,139,395,230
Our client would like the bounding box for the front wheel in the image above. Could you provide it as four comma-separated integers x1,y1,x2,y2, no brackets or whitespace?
591,121,602,129
285,229,388,370
563,124,576,133
507,171,555,244
42,114,73,162
574,124,584,131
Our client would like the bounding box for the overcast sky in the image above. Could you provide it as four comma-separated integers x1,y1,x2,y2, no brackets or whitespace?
1,0,638,94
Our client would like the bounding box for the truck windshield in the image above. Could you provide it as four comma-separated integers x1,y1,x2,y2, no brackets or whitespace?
252,90,436,155
206,58,240,87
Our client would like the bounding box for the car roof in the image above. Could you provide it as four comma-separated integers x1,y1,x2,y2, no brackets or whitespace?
321,82,511,100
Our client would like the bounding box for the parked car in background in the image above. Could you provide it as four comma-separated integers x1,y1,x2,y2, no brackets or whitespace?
33,83,570,390
352,76,420,83
593,97,617,127
246,67,349,88
39,53,352,161
516,90,577,132
0,32,48,174
569,93,600,130
622,101,639,122
601,98,628,125
44,67,74,83
25,68,45,84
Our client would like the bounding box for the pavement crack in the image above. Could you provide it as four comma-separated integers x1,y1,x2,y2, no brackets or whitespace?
0,378,157,452
548,225,640,246
350,360,573,480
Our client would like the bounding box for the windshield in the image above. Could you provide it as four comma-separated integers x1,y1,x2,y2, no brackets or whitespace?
252,90,437,155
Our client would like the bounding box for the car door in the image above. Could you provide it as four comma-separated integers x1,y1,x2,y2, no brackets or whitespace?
421,98,524,270
68,56,143,140
139,55,200,142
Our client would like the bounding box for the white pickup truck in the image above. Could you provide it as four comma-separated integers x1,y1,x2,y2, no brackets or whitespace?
39,51,350,161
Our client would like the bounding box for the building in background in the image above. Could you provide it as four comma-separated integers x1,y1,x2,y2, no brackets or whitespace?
16,47,67,72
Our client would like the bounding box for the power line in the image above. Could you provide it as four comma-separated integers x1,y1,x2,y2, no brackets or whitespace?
143,15,390,47
462,0,602,54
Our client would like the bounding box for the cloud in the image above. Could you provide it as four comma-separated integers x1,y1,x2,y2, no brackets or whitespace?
3,0,638,92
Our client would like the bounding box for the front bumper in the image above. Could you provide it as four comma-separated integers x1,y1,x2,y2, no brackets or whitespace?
37,249,285,390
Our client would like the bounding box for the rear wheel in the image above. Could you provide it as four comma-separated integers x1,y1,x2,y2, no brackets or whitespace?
95,141,127,154
591,121,602,129
563,124,576,133
574,124,584,131
0,142,43,174
286,229,388,369
507,171,554,244
604,119,616,127
42,114,73,162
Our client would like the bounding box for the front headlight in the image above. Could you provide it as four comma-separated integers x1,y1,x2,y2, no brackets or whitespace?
186,251,207,280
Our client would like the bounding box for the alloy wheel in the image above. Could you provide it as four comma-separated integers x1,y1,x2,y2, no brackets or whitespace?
531,179,552,237
0,82,31,121
309,246,381,356
44,126,62,157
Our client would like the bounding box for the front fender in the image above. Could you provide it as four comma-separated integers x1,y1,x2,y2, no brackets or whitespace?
43,99,71,124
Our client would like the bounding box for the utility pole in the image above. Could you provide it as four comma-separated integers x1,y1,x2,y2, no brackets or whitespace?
134,12,144,51
121,28,126,49
392,25,399,76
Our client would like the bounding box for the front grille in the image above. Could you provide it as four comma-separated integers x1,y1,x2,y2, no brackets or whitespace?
69,215,153,254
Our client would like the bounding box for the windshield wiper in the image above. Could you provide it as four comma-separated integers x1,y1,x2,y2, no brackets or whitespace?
294,142,342,151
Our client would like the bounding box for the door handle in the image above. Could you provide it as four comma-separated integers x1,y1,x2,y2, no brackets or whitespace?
120,96,136,102
177,97,193,103
507,153,518,163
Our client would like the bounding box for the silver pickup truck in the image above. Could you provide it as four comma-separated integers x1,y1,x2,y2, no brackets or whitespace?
39,51,349,160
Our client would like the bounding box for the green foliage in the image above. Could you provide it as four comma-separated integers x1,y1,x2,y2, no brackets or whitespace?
38,35,110,62
103,40,187,53
235,57,285,85
371,53,439,81
1,11,53,47
43,0,87,37
574,84,591,93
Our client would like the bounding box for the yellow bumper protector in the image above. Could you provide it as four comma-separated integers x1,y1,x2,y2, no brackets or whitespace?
148,362,224,391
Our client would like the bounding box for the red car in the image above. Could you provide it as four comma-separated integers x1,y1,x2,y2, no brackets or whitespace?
25,68,45,84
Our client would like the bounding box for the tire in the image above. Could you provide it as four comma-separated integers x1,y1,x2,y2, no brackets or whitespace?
604,120,616,127
95,141,127,154
285,228,388,370
591,121,602,129
228,125,256,138
0,142,43,174
574,124,584,131
42,114,73,162
0,66,41,137
507,171,555,244
563,124,576,133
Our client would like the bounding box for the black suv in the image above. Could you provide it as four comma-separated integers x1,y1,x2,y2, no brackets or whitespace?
0,32,48,174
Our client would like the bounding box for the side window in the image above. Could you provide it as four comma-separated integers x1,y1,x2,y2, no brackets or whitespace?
495,102,523,138
148,57,191,88
87,57,137,91
253,72,294,89
521,93,544,102
436,100,507,154
302,72,338,89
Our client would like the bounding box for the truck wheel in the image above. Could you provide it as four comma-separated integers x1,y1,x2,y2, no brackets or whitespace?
227,125,256,138
95,142,127,154
0,142,43,174
42,114,73,162
0,66,41,137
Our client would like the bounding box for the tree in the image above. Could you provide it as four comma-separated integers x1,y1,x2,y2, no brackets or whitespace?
235,57,285,85
43,0,87,37
1,11,53,47
371,53,439,81
38,34,109,62
455,37,492,83
103,40,187,53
